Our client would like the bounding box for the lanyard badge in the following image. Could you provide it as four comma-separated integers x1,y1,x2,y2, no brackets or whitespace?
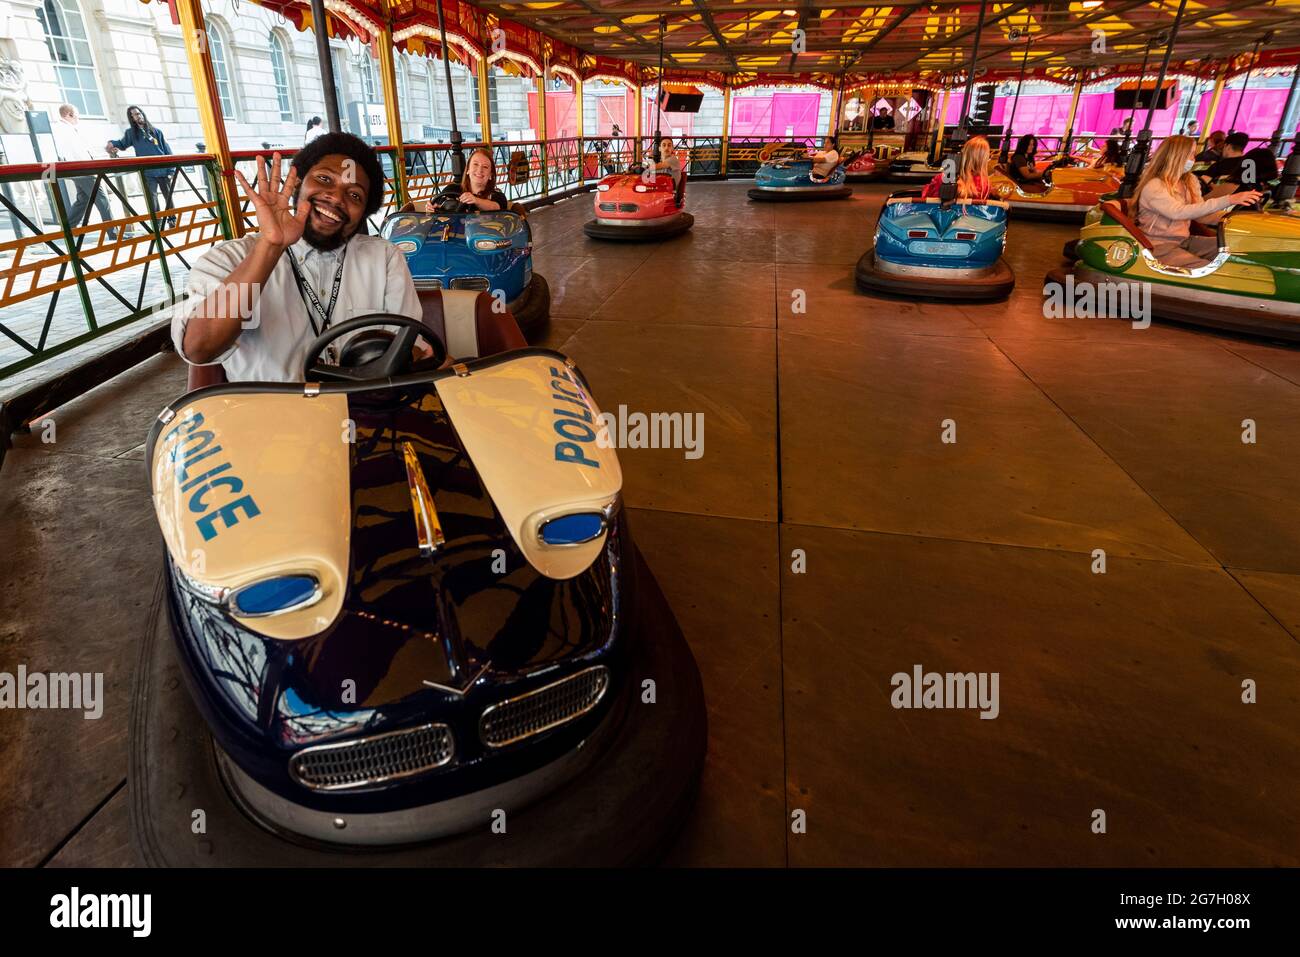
288,243,348,365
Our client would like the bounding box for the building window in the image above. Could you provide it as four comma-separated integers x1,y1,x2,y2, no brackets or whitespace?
471,66,500,133
207,23,236,119
35,0,105,117
358,52,380,103
269,31,295,122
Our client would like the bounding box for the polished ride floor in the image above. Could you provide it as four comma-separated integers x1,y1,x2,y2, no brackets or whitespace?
2,180,1298,866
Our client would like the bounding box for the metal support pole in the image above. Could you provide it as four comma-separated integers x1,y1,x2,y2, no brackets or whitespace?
1270,65,1300,153
537,65,549,196
720,85,732,177
377,3,406,208
1119,0,1190,199
175,0,241,236
309,0,343,132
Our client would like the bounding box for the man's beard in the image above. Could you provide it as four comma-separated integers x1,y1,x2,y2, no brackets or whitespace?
302,220,350,251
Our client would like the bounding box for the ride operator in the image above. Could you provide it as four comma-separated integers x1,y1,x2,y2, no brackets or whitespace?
174,132,422,383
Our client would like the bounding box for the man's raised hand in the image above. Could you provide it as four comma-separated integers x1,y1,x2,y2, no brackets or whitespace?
234,153,308,249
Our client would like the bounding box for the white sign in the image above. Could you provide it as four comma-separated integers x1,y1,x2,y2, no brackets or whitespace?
898,98,922,121
363,102,387,138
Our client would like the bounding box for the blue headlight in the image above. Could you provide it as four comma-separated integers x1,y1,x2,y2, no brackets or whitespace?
230,575,320,616
539,513,606,546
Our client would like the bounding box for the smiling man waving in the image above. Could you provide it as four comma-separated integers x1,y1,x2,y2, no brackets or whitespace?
174,132,421,382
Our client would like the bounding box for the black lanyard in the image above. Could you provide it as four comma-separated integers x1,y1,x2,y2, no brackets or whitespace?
286,243,348,337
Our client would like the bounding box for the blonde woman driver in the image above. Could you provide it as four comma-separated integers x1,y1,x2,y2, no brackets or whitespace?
1133,135,1261,267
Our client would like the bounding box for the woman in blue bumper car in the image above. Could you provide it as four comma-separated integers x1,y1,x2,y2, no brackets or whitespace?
425,147,509,213
920,135,992,202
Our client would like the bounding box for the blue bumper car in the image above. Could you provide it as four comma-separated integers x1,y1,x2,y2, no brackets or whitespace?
747,157,852,202
381,200,550,339
856,191,1015,300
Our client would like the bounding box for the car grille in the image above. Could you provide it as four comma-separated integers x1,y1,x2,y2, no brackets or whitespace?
449,276,490,292
480,666,610,748
414,278,442,290
598,202,638,212
289,723,454,792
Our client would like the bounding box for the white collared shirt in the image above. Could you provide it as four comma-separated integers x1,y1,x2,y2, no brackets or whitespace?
173,232,422,382
52,117,96,162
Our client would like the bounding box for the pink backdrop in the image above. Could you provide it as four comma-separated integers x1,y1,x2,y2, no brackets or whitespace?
941,87,1294,142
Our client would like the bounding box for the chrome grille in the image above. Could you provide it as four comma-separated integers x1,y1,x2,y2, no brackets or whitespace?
449,276,490,292
598,202,638,213
480,666,610,748
289,723,454,792
414,278,443,290
599,202,617,211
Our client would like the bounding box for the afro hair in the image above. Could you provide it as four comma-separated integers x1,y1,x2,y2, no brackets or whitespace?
290,131,385,219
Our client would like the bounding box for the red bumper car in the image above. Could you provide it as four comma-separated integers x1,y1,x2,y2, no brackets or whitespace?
583,166,693,241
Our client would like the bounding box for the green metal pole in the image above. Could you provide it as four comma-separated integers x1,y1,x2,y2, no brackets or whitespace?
46,173,98,332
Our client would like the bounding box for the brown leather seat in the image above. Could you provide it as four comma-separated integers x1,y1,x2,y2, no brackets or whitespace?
417,288,525,358
674,168,688,208
184,290,525,393
1100,199,1154,250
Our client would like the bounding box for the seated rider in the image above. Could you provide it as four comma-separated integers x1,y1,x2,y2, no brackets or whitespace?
1199,131,1248,193
1095,137,1123,170
1134,135,1261,267
173,132,421,383
810,137,841,180
1008,134,1045,185
425,147,509,213
649,138,683,187
920,135,991,202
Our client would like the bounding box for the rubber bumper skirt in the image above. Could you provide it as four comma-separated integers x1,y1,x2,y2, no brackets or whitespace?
510,272,550,342
856,246,1016,301
582,212,694,242
747,185,852,202
1045,264,1300,343
1062,238,1079,261
129,543,707,866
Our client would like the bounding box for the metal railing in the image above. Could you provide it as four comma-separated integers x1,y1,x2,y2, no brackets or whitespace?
0,154,229,381
0,134,823,390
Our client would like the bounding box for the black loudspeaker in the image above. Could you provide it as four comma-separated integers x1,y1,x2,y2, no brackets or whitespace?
659,87,704,113
1114,84,1172,110
972,85,996,125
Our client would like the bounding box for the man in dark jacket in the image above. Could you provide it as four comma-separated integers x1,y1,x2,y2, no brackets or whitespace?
106,106,176,228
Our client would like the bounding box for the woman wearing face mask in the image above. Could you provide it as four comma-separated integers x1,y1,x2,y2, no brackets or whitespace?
1134,135,1261,266
426,148,508,213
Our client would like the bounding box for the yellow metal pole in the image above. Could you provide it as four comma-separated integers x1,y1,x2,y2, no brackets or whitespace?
1062,74,1084,153
575,74,585,179
537,65,549,195
1201,64,1229,145
477,59,492,144
376,3,406,207
828,84,842,139
634,83,643,163
720,85,732,176
175,0,241,236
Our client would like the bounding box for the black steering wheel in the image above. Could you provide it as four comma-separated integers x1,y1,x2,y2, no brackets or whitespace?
434,191,476,215
303,313,446,383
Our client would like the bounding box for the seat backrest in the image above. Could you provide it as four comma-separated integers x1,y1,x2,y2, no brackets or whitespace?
418,288,525,360
674,168,688,206
1099,199,1153,250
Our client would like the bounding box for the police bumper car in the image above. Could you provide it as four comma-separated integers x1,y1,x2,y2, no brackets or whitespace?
747,157,852,202
130,318,706,866
583,167,693,241
856,190,1015,300
382,198,550,340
